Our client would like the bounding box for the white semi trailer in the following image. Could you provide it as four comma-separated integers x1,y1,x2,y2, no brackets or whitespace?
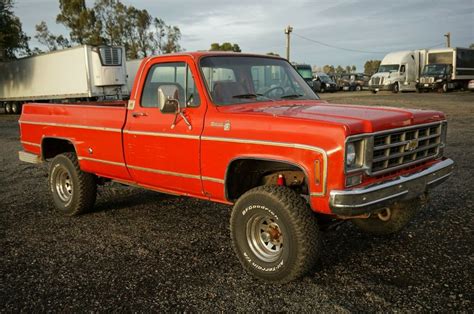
369,50,427,93
125,59,143,92
0,45,128,114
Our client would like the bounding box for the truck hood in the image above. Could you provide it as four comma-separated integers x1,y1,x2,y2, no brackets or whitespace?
216,101,445,135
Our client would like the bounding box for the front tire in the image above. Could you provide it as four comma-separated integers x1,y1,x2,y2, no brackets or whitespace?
230,185,320,283
392,82,400,93
355,85,362,91
49,153,97,216
352,199,422,235
442,83,448,93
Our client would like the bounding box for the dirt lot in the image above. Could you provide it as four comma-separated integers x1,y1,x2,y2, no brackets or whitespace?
1,91,473,311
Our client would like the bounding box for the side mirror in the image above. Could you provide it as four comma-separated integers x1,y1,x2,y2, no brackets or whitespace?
158,85,180,114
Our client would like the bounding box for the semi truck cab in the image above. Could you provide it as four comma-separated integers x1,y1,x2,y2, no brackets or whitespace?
417,63,453,92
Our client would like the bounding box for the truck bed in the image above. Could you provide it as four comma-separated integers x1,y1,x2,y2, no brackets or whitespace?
19,101,131,181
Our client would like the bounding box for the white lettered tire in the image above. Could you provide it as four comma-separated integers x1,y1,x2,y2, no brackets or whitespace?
230,185,320,283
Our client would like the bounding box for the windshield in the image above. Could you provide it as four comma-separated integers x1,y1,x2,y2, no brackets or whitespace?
319,75,332,83
296,68,313,79
200,56,319,106
422,64,447,76
377,64,399,73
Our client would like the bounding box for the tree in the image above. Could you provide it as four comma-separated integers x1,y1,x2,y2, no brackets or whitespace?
351,65,356,73
35,21,70,52
345,65,351,73
56,0,101,45
37,0,182,59
364,60,381,75
469,43,474,49
0,0,29,60
335,65,344,75
209,42,241,52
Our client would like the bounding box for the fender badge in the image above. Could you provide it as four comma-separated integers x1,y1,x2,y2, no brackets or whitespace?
210,121,231,131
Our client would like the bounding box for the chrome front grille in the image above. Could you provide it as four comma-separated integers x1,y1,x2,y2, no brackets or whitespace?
420,77,435,84
371,123,443,174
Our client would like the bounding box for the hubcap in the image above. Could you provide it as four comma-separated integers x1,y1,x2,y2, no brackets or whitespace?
377,208,391,221
55,166,73,203
246,214,283,263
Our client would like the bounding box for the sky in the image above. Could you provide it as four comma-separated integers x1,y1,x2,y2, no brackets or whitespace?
12,0,474,71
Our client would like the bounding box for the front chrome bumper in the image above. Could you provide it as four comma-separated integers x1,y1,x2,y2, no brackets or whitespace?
329,158,455,216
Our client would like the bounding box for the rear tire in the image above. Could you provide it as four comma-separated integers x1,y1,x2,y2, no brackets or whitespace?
49,153,97,216
352,199,422,235
11,103,21,114
230,185,320,283
5,103,12,114
355,85,362,91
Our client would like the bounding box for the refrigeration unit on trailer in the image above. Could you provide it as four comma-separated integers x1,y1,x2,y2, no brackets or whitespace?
369,50,427,93
417,47,474,92
0,45,128,114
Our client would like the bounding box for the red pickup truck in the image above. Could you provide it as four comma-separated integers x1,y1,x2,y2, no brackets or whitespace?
19,52,454,283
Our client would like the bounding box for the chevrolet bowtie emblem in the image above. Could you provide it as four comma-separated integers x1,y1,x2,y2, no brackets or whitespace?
405,139,419,151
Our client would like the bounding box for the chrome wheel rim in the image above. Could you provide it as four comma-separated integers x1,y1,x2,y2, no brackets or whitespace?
246,214,283,263
55,166,73,203
377,208,391,221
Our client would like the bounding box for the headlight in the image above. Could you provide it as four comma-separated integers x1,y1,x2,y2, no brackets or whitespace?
346,143,356,167
345,139,367,172
436,79,443,83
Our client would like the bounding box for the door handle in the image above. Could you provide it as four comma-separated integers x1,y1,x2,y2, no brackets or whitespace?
132,112,148,118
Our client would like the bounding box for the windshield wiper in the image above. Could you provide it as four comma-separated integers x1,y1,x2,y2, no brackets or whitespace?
280,94,304,99
232,93,274,101
232,93,259,99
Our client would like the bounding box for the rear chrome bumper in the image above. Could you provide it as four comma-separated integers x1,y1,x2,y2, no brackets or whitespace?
19,151,42,164
329,158,455,216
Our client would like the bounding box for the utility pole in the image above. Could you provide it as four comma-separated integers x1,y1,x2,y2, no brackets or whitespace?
444,32,451,48
285,25,293,62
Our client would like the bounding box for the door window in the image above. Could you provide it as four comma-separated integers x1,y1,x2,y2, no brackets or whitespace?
400,65,406,73
141,62,200,108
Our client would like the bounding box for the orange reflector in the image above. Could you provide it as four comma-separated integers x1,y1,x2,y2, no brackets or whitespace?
314,160,321,185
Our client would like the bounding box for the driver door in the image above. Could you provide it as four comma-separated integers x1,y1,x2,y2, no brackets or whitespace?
123,56,205,196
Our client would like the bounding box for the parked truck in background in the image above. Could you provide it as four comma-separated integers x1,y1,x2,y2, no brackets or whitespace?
0,45,128,114
18,52,455,283
417,47,474,93
338,73,370,91
313,72,337,92
369,50,427,93
293,63,316,91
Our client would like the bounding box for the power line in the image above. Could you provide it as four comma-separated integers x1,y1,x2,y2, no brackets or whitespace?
293,33,387,54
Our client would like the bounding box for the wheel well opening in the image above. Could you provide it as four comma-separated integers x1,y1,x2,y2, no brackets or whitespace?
42,138,76,160
225,159,308,201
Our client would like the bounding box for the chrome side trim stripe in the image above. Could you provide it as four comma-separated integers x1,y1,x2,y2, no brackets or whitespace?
78,156,224,183
20,121,122,133
78,156,126,167
127,164,201,180
21,141,41,147
123,129,200,140
202,176,225,184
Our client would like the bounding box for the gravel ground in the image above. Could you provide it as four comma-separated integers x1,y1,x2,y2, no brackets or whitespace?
1,91,473,311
